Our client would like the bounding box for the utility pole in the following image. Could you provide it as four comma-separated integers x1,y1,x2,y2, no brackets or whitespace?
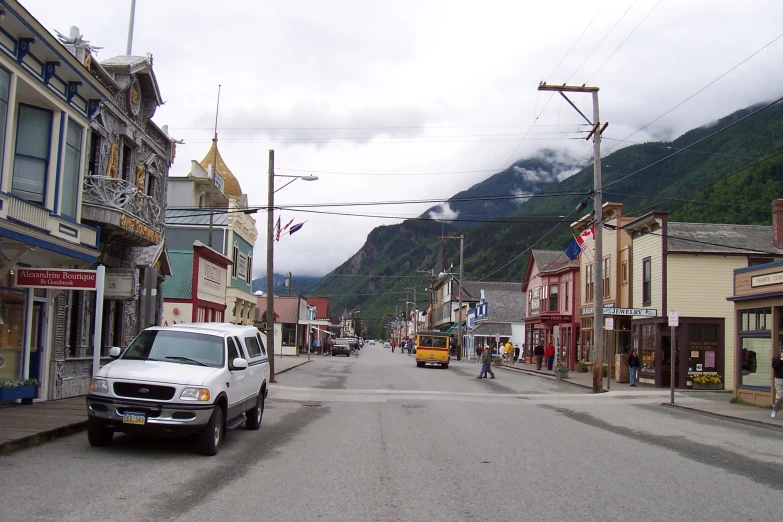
266,149,276,382
208,85,221,249
538,82,607,393
288,271,292,296
440,235,464,360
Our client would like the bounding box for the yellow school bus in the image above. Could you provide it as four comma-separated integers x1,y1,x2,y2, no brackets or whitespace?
415,331,450,369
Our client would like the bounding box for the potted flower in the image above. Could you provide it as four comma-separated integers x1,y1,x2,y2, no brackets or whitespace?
555,363,569,381
0,379,39,405
691,375,723,391
576,362,589,373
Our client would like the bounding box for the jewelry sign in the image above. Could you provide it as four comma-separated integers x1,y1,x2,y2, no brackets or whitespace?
16,269,97,290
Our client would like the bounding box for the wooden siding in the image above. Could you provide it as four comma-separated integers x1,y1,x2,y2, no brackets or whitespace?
630,233,663,311
734,263,783,297
667,254,746,391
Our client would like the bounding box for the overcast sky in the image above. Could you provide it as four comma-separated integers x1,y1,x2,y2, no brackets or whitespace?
26,0,783,278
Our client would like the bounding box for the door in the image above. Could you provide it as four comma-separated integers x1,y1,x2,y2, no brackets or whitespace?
226,337,251,415
28,302,45,386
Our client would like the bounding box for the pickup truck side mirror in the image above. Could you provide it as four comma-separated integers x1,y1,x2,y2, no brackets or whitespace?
109,346,122,358
231,357,248,371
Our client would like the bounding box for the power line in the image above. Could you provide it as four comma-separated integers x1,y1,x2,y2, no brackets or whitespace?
601,29,783,157
546,9,602,81
567,0,641,82
601,137,763,160
585,0,664,83
602,94,783,190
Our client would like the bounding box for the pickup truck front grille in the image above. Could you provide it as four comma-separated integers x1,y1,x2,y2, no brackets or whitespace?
113,382,175,400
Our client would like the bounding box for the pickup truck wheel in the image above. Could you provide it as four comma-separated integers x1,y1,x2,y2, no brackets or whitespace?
87,420,113,447
197,406,223,456
245,391,264,430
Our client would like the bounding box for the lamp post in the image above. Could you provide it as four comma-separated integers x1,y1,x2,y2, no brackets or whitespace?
266,150,318,383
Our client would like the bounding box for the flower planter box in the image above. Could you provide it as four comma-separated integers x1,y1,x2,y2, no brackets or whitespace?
692,382,723,391
0,385,37,405
555,368,569,381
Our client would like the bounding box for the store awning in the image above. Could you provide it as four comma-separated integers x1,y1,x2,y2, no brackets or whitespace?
468,322,512,337
445,321,466,334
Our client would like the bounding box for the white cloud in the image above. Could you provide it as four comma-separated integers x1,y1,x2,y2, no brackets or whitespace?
22,0,783,277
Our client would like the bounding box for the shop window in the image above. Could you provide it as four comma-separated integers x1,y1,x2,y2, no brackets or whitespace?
12,104,53,205
0,67,10,176
61,119,83,219
638,324,656,373
739,308,772,389
549,284,559,311
603,258,610,298
282,324,296,345
0,289,27,380
642,257,651,306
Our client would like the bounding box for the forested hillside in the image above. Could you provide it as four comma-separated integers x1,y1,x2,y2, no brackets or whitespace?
307,101,783,336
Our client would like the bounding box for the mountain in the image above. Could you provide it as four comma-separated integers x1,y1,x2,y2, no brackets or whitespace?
252,274,321,296
421,149,581,226
306,100,783,337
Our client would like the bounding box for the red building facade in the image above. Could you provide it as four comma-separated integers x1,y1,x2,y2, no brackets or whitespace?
522,250,581,369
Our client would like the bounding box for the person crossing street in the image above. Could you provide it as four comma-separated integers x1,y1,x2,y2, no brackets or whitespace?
477,343,496,379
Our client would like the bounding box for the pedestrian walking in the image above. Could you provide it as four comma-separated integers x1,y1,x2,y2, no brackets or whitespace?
407,340,413,355
545,343,555,371
504,340,513,365
477,342,495,379
772,348,783,418
628,349,640,387
514,344,520,363
311,336,318,355
534,344,545,370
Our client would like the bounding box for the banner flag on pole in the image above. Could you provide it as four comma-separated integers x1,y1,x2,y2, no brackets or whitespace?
565,238,582,260
289,222,304,235
274,216,282,241
282,218,294,231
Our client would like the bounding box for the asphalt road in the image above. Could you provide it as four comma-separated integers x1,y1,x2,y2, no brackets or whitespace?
1,345,782,521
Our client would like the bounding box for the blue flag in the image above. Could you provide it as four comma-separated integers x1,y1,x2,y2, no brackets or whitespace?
565,238,582,261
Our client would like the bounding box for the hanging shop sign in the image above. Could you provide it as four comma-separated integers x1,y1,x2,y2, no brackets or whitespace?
105,272,135,298
16,269,97,289
540,314,571,323
119,214,162,244
751,270,783,288
581,307,657,317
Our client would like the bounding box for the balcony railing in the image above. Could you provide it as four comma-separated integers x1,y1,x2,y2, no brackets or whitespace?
82,175,162,231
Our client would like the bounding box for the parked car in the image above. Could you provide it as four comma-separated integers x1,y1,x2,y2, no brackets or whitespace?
368,340,376,346
383,342,391,349
332,338,356,357
85,323,270,456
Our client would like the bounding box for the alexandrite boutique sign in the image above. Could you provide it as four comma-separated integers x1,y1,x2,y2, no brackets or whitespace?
16,269,97,289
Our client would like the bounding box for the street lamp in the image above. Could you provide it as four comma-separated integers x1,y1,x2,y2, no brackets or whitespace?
266,150,318,383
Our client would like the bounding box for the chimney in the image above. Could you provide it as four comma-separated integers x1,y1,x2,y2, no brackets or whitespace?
774,199,783,249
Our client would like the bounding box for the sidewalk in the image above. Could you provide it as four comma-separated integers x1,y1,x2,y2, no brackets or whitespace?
497,361,608,390
0,355,313,456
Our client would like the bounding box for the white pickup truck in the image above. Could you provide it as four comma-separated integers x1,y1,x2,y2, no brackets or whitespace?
85,323,270,456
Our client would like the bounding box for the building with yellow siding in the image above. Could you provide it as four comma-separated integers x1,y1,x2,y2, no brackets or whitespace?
624,206,783,390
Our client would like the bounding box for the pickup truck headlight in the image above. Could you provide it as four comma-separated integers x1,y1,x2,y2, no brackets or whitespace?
89,378,108,393
180,387,211,401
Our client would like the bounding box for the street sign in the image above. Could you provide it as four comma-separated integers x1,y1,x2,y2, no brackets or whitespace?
553,325,560,337
605,317,614,330
16,269,97,289
668,310,679,327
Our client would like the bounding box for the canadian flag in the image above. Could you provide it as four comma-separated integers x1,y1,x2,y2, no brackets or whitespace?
576,227,595,247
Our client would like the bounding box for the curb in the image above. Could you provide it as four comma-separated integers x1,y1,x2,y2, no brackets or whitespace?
0,419,88,456
661,403,783,433
275,359,312,375
497,365,592,390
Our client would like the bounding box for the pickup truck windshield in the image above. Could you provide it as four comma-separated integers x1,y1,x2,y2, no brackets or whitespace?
123,330,225,368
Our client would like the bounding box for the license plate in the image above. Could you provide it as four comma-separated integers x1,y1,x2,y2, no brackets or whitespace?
123,412,146,425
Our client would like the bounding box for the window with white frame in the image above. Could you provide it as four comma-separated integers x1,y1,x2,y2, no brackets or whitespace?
61,119,83,218
232,245,238,278
12,104,52,205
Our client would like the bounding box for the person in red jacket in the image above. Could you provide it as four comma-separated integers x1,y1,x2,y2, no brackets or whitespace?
545,343,556,371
